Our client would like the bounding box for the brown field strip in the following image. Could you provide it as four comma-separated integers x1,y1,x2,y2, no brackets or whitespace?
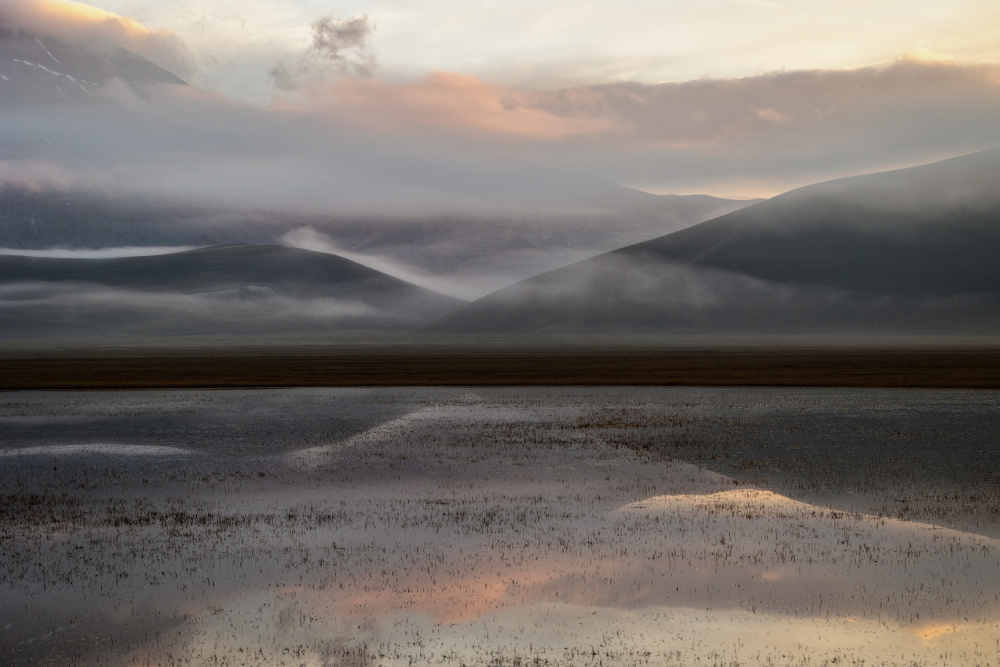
3,348,1000,389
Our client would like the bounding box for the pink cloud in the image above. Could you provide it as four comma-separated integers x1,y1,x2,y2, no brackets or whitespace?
274,71,617,141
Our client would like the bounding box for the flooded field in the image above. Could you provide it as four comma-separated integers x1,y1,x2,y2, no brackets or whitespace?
1,387,999,666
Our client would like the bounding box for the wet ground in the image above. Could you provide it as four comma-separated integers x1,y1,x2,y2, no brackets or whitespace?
1,387,999,666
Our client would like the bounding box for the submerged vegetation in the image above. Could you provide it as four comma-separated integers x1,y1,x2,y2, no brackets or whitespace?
1,388,998,666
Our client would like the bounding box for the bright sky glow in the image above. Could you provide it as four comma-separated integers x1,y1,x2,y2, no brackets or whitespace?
90,0,1000,103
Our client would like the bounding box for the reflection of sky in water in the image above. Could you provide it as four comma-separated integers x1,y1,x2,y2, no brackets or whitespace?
1,388,999,666
0,444,197,457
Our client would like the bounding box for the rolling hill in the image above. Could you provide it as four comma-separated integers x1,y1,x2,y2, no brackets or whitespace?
0,19,758,301
0,186,757,301
0,244,463,340
435,149,1000,336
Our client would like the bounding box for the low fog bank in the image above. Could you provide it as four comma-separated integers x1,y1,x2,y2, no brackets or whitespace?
624,148,1000,295
436,149,1000,336
0,283,415,340
0,246,200,259
0,245,463,340
0,186,752,300
433,254,1000,336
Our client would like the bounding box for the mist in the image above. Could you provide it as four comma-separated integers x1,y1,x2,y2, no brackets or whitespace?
0,246,200,259
0,280,425,341
435,253,1000,337
0,244,466,341
435,148,1000,337
280,225,602,301
3,2,1000,342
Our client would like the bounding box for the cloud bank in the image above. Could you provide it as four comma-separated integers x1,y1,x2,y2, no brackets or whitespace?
4,3,1000,205
289,58,1000,196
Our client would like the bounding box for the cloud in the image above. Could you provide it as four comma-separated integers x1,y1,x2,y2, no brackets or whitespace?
275,71,616,140
271,14,376,91
271,58,1000,155
0,160,81,191
0,80,629,217
0,0,194,77
274,58,1000,195
310,15,375,73
511,59,1000,149
508,59,1000,194
4,32,1000,211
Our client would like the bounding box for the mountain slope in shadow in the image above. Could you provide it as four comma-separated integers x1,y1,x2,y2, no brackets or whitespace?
435,148,1000,336
0,24,186,105
620,148,1000,296
0,186,757,301
0,245,464,340
0,20,758,300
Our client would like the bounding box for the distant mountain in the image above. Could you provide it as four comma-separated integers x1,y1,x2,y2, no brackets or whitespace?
618,148,1000,296
436,149,1000,335
0,244,463,340
0,22,758,300
0,186,757,299
0,24,185,105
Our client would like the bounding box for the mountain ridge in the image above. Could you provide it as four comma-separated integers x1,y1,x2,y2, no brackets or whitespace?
0,244,464,341
0,24,186,105
434,148,1000,335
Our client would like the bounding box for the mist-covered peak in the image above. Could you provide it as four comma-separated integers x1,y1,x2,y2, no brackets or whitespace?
0,24,185,105
435,148,1000,336
622,147,1000,296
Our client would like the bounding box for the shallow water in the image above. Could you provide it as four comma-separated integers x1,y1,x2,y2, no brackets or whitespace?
1,388,999,665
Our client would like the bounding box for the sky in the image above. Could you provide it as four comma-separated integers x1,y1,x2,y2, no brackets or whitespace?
2,0,1000,203
89,0,1000,104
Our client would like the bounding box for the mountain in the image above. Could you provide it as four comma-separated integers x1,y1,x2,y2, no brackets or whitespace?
0,186,757,300
0,244,463,340
617,148,1000,296
435,149,1000,335
278,191,756,299
0,24,185,105
0,20,758,301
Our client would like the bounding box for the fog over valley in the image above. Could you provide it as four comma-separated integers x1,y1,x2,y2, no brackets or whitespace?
437,149,1000,336
3,3,1000,666
2,1,1000,340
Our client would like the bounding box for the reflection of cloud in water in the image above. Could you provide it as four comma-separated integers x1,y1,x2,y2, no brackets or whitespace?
531,487,1000,620
0,443,197,457
285,406,457,471
6,389,1000,666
